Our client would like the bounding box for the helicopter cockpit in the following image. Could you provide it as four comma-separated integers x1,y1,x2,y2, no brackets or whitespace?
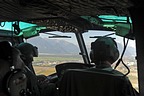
0,0,144,96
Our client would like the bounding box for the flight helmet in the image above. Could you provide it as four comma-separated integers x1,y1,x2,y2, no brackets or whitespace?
90,37,119,64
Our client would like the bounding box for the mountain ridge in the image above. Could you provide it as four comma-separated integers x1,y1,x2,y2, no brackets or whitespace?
27,37,136,56
27,37,79,54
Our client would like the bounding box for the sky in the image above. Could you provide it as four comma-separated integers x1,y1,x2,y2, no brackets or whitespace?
40,30,136,49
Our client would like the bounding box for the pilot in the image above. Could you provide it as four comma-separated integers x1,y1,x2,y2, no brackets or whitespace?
17,42,57,96
89,37,139,96
90,37,120,71
16,42,38,74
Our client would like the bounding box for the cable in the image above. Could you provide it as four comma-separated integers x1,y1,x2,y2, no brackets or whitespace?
114,16,132,76
114,37,130,76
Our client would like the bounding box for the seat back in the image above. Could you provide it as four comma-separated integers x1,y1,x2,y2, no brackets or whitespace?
3,69,27,96
55,62,94,78
58,69,135,96
0,41,28,96
0,59,28,96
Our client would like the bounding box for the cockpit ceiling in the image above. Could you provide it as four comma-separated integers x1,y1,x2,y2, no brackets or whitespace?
0,0,134,22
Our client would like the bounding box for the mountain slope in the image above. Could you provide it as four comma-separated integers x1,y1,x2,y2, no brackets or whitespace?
27,36,136,56
27,37,79,54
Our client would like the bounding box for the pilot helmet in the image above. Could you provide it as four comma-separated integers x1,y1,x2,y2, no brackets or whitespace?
17,42,38,64
90,37,119,64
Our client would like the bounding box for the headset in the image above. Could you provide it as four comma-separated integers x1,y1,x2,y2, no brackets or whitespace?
90,37,119,64
33,46,38,57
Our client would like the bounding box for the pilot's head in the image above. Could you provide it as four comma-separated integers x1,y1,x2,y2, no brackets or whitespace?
90,37,119,65
17,42,38,65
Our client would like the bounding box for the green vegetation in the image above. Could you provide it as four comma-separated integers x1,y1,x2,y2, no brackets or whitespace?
33,54,83,75
33,54,82,64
